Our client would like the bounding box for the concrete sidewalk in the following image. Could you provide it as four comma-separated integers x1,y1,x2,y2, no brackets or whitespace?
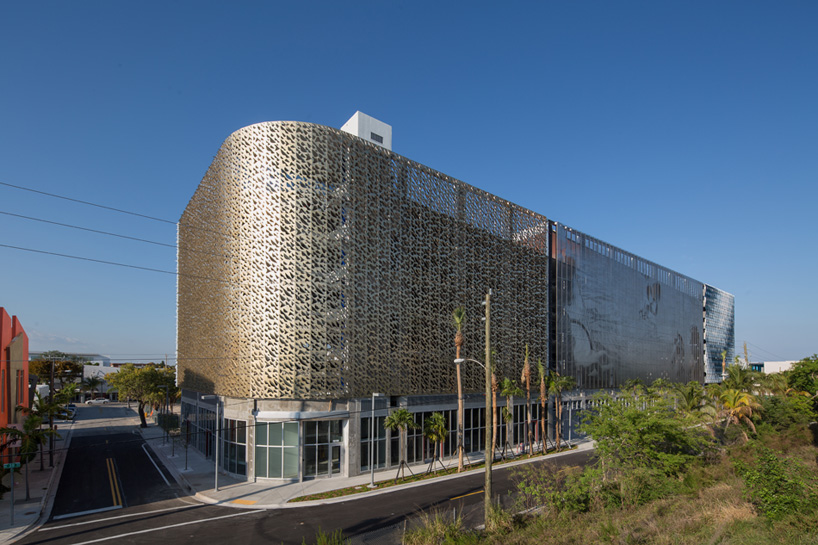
139,422,594,510
0,418,74,544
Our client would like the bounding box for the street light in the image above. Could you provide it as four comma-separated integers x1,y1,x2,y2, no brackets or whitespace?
201,394,220,492
368,392,386,488
453,289,493,525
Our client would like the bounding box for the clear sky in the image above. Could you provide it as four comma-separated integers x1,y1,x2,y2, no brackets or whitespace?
1,1,815,364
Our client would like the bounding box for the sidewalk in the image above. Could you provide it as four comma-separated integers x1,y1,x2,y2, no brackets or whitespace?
0,419,74,544
139,422,594,510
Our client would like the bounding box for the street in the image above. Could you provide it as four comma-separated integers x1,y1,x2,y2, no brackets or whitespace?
16,406,592,545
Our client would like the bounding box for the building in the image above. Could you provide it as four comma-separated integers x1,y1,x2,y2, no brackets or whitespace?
177,113,735,482
1,307,31,461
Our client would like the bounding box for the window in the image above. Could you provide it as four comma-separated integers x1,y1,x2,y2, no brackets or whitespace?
221,419,247,476
370,132,383,144
360,416,386,471
304,420,343,477
255,422,299,479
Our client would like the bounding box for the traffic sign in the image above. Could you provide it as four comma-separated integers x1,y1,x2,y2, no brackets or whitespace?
3,462,21,469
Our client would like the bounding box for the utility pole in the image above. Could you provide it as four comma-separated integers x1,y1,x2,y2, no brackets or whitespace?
49,357,55,467
484,289,492,523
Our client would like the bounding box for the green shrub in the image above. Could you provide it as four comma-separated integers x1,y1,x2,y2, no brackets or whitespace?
734,445,818,521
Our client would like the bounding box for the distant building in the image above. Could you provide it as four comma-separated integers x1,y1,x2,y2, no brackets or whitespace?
29,351,112,366
759,361,796,374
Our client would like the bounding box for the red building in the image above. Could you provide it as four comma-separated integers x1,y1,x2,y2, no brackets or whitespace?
1,307,30,432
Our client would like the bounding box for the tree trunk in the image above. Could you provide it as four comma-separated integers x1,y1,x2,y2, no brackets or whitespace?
138,401,148,428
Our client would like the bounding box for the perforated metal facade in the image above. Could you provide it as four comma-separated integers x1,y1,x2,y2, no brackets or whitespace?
177,122,550,400
551,224,706,388
703,284,736,383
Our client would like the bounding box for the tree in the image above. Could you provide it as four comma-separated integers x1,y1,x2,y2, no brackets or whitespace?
672,381,707,415
537,359,550,451
28,356,83,387
424,412,448,473
520,345,534,455
82,376,104,399
500,377,522,456
384,408,418,481
549,372,576,451
580,388,710,508
786,355,818,407
452,305,466,472
722,364,759,393
107,364,175,428
0,413,55,500
719,389,762,442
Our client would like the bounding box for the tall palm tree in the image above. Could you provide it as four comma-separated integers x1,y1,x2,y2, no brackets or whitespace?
549,372,576,451
719,389,762,442
384,408,418,481
424,412,448,473
520,345,533,455
452,306,466,472
500,377,522,456
537,360,550,452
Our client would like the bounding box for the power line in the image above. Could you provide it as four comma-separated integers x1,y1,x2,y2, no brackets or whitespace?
0,209,176,248
0,243,227,283
0,180,177,225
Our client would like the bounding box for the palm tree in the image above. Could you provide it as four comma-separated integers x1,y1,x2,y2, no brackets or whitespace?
1,413,55,500
723,364,758,393
673,381,707,415
520,345,534,455
719,389,762,442
549,372,577,451
452,305,466,472
424,412,448,473
537,360,550,452
500,377,522,456
83,376,104,400
384,408,418,481
491,371,499,456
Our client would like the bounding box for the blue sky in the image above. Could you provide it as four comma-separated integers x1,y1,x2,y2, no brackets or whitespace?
1,1,815,363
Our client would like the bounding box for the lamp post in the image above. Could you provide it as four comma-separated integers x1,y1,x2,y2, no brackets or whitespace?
452,289,493,525
159,385,169,444
201,394,220,492
368,392,385,488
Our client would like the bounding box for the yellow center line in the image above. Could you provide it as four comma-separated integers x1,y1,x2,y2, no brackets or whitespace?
106,457,123,507
450,490,483,501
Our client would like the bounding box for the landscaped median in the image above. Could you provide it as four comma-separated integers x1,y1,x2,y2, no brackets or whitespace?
288,445,579,502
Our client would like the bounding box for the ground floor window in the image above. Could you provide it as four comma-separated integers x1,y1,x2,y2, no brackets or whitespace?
255,422,299,479
360,415,386,472
221,419,247,476
303,420,343,477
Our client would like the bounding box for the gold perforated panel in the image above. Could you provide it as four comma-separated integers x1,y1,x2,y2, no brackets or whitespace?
177,122,550,400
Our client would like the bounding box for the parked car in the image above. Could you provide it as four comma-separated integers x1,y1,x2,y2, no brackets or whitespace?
86,398,110,405
57,407,76,419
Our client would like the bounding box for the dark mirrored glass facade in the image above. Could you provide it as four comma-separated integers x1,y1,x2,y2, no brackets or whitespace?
703,284,735,383
551,224,705,389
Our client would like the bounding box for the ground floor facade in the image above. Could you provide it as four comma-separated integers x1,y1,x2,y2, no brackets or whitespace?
180,388,590,482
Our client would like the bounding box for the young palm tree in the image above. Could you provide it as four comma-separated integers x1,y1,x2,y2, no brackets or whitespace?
452,306,466,472
83,376,104,400
1,413,55,501
500,377,522,456
520,345,533,455
723,364,758,393
384,408,418,481
537,360,549,452
549,372,577,451
424,412,448,473
720,389,762,442
672,381,707,416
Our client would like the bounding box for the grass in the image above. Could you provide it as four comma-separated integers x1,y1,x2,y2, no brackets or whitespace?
288,445,577,502
403,426,818,545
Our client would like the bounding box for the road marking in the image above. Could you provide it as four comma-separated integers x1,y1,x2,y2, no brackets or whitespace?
231,499,257,505
142,443,171,486
52,505,123,521
106,457,123,507
67,509,264,545
43,503,198,530
450,490,483,500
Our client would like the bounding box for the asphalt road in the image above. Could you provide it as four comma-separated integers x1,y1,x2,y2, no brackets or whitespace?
17,406,592,545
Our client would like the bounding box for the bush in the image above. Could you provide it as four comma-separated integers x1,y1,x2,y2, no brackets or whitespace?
759,394,816,431
733,445,818,521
